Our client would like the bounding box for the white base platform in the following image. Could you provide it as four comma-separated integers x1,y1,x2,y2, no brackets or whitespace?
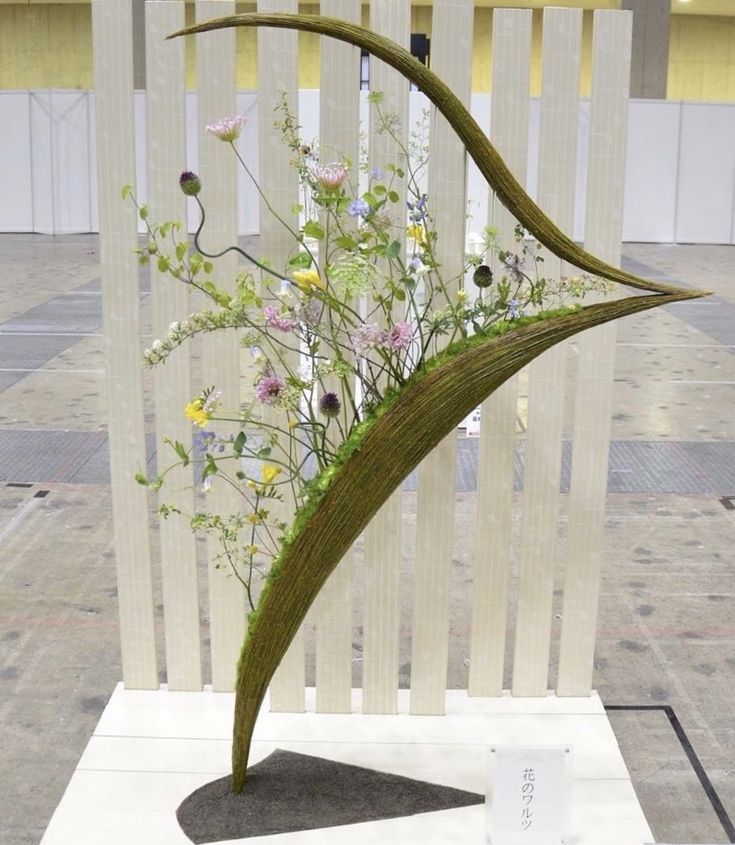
41,686,653,844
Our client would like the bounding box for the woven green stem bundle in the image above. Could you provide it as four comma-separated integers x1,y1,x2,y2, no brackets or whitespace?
170,14,708,793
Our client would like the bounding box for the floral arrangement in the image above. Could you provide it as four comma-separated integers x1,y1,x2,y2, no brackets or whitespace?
135,93,608,616
130,12,704,794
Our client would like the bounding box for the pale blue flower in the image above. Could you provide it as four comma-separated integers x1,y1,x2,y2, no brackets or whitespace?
348,198,370,218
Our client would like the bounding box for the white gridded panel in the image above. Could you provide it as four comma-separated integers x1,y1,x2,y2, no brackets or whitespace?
313,0,361,715
146,1,202,691
512,7,582,697
92,0,157,689
468,8,532,698
361,0,411,716
410,0,473,716
557,10,632,696
195,0,245,692
256,0,306,713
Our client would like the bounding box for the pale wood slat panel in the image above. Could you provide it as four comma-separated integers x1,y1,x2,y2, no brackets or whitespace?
195,0,245,692
468,8,532,697
145,1,202,692
557,10,632,696
511,7,582,697
409,0,473,716
255,0,305,713
313,0,361,715
361,0,411,716
92,0,157,689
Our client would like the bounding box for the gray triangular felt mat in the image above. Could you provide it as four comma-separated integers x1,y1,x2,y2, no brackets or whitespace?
177,749,484,842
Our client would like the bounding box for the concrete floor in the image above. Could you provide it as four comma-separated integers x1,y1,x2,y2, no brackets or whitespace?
0,234,734,844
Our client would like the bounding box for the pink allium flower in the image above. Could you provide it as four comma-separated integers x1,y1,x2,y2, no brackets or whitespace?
264,305,297,332
205,115,247,142
350,323,383,357
315,162,348,191
383,321,413,351
255,374,285,406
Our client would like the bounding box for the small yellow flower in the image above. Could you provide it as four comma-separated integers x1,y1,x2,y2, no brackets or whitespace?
246,544,259,556
292,269,325,294
457,289,469,304
184,399,210,427
261,464,282,485
407,223,426,245
246,513,261,525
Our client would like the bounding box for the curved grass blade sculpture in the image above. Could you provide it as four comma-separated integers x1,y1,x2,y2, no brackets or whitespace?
170,14,708,791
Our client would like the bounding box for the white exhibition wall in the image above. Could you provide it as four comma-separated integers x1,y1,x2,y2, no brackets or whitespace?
2,88,735,244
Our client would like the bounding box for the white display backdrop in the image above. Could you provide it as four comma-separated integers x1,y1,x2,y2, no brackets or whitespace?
2,88,735,245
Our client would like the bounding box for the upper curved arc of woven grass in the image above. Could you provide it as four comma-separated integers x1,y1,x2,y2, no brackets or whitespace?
170,12,705,302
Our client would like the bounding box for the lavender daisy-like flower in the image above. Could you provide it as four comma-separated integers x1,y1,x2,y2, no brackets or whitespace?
255,374,286,406
347,198,370,218
205,114,247,142
509,298,523,319
383,321,413,351
350,323,383,357
315,162,348,191
319,392,341,418
264,305,298,332
179,171,201,197
370,166,385,181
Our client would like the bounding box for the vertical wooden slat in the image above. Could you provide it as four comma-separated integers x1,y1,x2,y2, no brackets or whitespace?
256,0,305,713
361,0,410,716
468,9,532,697
195,0,244,692
92,0,157,689
409,0,473,715
146,1,202,692
313,0,361,715
557,10,632,696
512,7,582,697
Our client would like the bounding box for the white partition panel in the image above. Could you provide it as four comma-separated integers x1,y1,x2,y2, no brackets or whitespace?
313,0,361,716
675,103,735,244
623,100,679,243
146,1,202,692
30,91,93,234
195,0,245,692
410,0,473,716
558,10,632,696
92,0,157,689
0,92,33,231
361,0,410,716
468,9,532,698
512,8,582,697
256,0,305,713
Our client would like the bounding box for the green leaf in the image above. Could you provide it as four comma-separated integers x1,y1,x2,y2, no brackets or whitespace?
121,185,133,200
157,255,170,273
334,235,358,250
388,190,400,203
303,220,325,240
373,184,387,196
134,472,149,486
175,241,188,261
382,240,401,259
139,204,149,221
233,431,247,456
288,253,312,269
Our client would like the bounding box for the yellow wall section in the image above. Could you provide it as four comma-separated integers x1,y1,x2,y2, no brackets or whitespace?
668,14,735,102
0,3,734,102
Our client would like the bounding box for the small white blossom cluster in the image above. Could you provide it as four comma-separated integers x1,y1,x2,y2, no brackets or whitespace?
144,312,231,365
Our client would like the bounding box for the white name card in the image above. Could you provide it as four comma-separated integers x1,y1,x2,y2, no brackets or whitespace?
486,746,571,845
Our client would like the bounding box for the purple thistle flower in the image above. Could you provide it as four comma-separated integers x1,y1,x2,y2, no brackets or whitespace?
319,392,341,418
347,198,370,218
179,171,201,197
255,374,286,406
264,305,298,332
382,321,413,351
